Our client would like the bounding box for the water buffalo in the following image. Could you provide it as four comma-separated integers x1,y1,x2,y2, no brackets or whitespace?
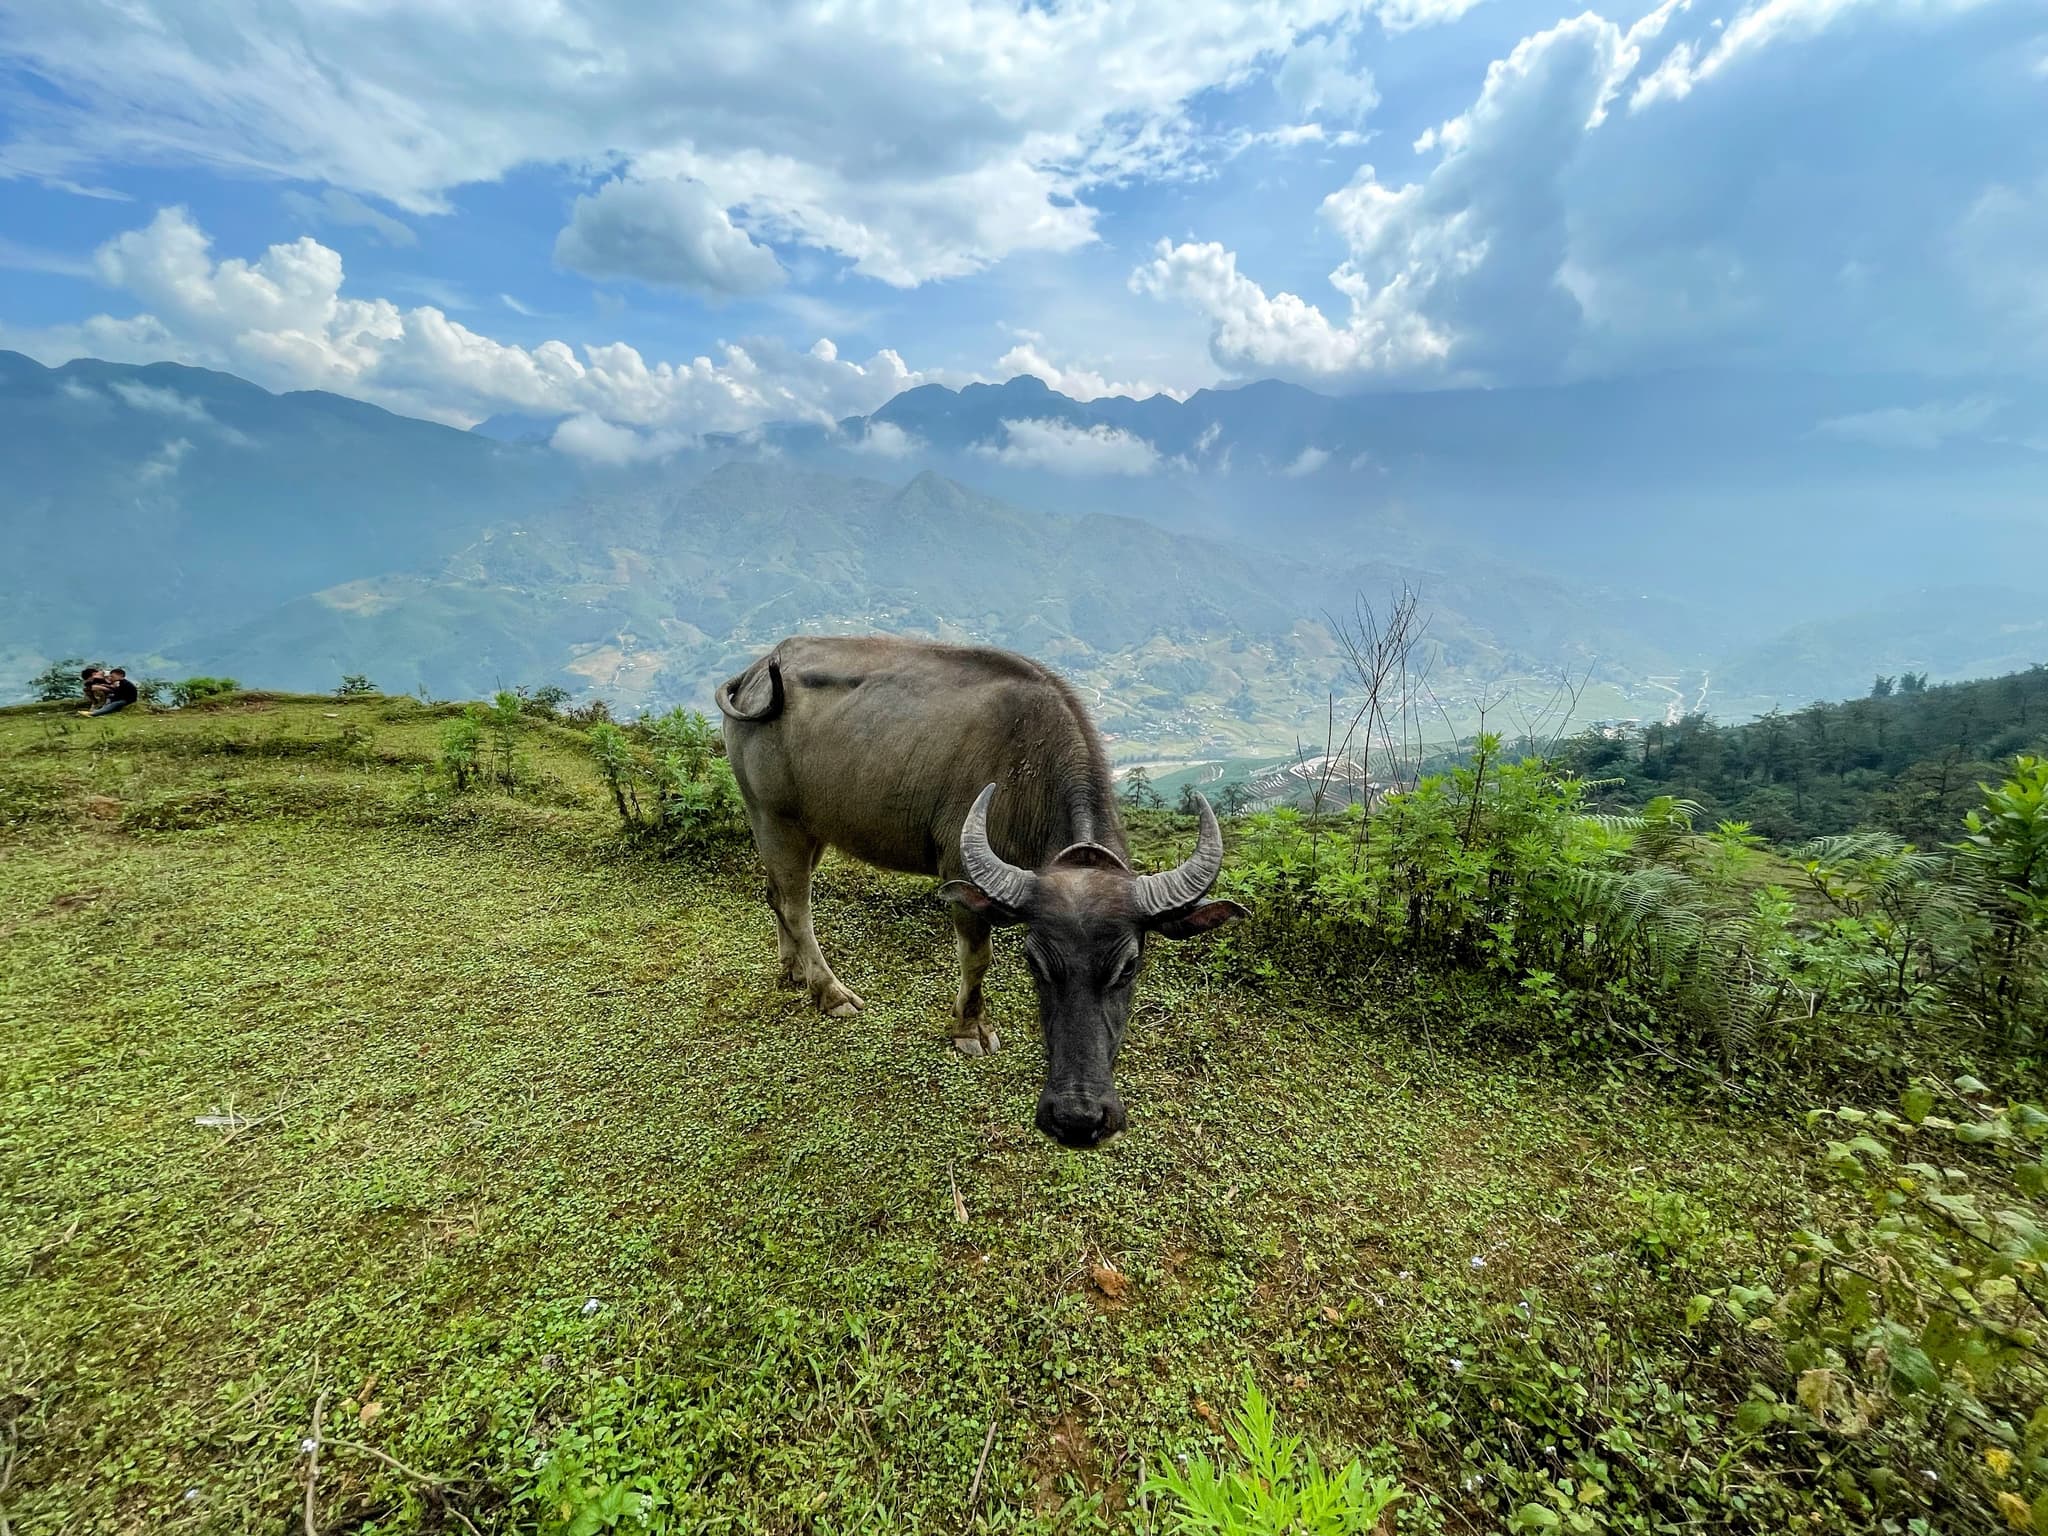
717,635,1246,1148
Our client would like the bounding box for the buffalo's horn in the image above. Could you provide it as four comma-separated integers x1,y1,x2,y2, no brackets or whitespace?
1132,792,1225,917
960,784,1037,911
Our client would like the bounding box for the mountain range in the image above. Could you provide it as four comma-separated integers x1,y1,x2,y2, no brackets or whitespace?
4,349,2043,750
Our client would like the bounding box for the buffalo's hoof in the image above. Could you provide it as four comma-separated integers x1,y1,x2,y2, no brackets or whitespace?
951,1025,1001,1057
819,984,864,1017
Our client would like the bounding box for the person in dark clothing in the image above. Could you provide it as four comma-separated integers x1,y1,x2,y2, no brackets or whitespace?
80,668,138,717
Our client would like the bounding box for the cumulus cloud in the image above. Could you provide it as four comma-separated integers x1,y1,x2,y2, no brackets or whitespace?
8,207,945,436
1131,237,1449,378
1281,445,1331,476
0,0,1463,289
549,413,691,464
974,418,1162,475
995,341,1187,402
554,175,784,296
1139,0,2048,385
1813,398,2004,451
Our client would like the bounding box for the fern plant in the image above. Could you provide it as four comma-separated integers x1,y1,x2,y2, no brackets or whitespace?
1141,1378,1402,1536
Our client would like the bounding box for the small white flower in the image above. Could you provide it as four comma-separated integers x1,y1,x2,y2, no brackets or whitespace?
300,1438,318,1454
1462,1474,1483,1492
184,1489,202,1503
1449,1358,1464,1373
1469,1256,1486,1269
581,1297,601,1316
1398,1269,1413,1281
1922,1469,1939,1483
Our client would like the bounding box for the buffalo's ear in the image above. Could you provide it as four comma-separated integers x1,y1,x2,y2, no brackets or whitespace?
939,880,1027,927
1151,900,1250,941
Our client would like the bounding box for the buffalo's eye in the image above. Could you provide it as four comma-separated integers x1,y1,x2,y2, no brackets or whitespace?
1110,953,1140,990
1024,949,1049,982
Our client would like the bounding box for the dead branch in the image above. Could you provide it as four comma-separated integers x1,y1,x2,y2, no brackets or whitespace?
966,1414,998,1514
302,1389,330,1536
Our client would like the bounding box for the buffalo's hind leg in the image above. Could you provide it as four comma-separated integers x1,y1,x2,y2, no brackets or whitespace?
949,905,1000,1056
753,816,864,1017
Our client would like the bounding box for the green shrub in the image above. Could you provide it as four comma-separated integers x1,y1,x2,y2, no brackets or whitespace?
1951,756,2048,1047
1227,747,2048,1084
1765,1077,2048,1531
439,707,484,793
1141,1377,1402,1535
27,658,88,701
587,709,746,852
336,674,378,698
520,683,572,717
170,676,240,707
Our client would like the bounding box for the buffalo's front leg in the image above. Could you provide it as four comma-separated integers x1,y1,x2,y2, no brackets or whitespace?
753,818,864,1017
949,905,999,1055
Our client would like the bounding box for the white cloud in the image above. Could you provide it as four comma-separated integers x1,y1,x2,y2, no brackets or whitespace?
549,413,690,464
1373,0,1494,29
101,377,255,444
8,207,947,435
0,0,1462,289
1281,445,1331,475
1813,398,2003,450
1131,237,1449,379
1139,0,2046,384
499,293,541,317
554,175,784,297
279,187,416,248
1227,122,1372,156
995,341,1188,402
0,236,93,277
109,380,212,421
974,418,1162,475
1275,25,1380,121
137,436,192,482
845,420,924,457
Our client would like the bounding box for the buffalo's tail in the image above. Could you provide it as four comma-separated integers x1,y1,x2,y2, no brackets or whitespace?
716,656,785,724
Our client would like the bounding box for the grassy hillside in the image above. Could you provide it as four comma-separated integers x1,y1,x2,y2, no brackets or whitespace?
2,693,2039,1533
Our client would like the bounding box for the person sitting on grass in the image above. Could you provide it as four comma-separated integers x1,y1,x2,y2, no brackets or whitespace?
80,665,109,708
79,668,139,717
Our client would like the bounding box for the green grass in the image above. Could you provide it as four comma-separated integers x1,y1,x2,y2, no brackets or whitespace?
1,696,1820,1533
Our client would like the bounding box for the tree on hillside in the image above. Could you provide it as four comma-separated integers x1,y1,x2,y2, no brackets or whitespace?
1872,674,1895,698
28,659,88,702
1120,767,1162,810
1559,662,2048,845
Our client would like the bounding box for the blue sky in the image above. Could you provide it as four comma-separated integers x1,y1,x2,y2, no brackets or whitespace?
1,0,2041,451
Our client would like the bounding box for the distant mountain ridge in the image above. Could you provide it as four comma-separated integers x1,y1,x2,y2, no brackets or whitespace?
4,350,2042,747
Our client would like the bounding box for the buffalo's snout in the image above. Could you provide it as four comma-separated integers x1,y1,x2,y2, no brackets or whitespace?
1035,1090,1127,1149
